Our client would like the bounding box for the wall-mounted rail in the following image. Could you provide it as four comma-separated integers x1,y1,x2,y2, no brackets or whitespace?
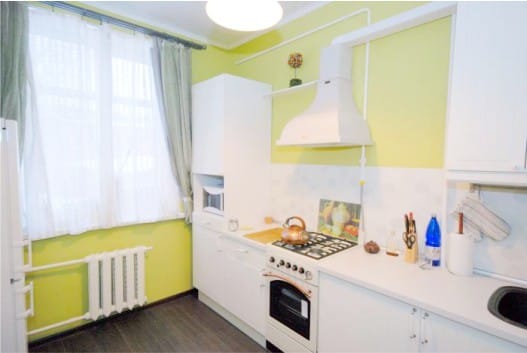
332,2,457,46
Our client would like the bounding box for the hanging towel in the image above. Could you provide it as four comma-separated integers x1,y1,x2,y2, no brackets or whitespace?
453,195,510,241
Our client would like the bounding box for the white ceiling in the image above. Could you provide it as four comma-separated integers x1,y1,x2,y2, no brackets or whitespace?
85,1,327,50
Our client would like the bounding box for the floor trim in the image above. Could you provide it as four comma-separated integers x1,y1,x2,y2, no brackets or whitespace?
28,289,197,348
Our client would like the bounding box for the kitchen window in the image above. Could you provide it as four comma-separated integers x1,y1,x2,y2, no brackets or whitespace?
22,6,181,239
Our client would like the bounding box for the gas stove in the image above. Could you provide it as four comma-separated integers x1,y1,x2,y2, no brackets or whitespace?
271,232,357,260
264,232,357,353
266,232,357,286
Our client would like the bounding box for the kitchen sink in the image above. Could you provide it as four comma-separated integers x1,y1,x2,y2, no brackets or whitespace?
488,286,527,329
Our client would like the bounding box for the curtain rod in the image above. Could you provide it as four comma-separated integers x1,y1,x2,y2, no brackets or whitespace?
39,1,207,50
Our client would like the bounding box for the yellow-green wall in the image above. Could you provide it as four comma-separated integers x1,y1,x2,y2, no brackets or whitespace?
28,1,452,342
27,220,191,341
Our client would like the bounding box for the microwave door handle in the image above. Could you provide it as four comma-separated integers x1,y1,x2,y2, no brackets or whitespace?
262,272,312,299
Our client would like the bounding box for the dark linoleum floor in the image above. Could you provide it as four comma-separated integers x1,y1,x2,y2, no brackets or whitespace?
29,292,267,353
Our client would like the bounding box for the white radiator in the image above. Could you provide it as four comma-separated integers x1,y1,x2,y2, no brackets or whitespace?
87,247,147,320
26,245,151,336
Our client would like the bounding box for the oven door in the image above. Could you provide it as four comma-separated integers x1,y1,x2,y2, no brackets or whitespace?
264,271,317,353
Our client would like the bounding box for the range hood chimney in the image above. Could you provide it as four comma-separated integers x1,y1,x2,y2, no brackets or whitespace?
276,45,373,147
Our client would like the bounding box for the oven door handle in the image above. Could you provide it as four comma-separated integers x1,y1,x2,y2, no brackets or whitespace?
262,272,312,299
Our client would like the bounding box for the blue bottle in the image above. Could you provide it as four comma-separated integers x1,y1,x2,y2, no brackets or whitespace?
425,214,441,267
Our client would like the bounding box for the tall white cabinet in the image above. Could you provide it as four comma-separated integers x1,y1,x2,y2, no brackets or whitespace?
191,74,271,345
192,73,272,228
445,2,527,186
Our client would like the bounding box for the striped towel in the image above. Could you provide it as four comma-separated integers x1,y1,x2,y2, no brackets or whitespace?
453,196,510,241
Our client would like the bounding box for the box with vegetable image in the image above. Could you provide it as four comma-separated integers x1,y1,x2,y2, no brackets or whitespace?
317,199,361,243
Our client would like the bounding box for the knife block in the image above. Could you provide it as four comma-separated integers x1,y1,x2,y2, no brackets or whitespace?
404,241,418,264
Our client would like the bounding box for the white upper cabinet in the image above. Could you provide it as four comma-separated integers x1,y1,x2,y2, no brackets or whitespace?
192,76,225,176
445,2,527,186
192,74,272,177
192,74,272,228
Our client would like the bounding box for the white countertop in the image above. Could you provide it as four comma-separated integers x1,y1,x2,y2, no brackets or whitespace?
193,213,526,347
316,246,527,347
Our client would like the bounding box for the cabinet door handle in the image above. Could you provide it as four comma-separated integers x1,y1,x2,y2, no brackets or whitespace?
420,312,430,346
262,272,312,298
408,308,418,341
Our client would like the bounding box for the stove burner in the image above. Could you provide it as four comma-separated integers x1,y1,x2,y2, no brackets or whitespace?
272,232,356,260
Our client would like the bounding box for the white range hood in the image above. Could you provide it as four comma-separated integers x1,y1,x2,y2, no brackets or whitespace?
276,2,458,148
277,44,373,147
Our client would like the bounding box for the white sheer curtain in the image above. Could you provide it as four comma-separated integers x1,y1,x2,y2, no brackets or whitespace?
24,7,181,240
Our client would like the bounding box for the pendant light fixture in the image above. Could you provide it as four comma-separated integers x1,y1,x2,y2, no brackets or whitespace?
206,1,283,32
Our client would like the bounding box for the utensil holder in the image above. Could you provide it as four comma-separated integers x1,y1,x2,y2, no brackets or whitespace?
404,243,418,263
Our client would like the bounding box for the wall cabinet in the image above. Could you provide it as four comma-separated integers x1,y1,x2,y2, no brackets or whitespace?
192,214,266,335
318,273,524,353
445,3,527,186
192,77,225,176
192,74,272,227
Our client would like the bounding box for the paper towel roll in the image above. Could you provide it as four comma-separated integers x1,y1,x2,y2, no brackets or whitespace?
447,232,474,276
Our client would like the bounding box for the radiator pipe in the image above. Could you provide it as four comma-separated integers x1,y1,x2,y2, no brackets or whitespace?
27,313,90,336
24,246,153,273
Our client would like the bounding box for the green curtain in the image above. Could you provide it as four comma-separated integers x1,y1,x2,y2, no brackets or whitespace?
0,1,29,154
152,39,193,222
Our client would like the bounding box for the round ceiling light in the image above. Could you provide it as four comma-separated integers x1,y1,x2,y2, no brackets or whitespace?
206,1,283,32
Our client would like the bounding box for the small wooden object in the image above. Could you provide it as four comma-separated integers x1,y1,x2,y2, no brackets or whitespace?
403,232,418,264
364,241,380,254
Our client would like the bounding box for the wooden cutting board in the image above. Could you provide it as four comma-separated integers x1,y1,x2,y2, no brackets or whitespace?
243,228,283,244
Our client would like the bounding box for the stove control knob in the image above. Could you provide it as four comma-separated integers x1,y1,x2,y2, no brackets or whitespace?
298,267,305,274
305,271,313,280
292,265,298,271
269,257,275,263
279,260,285,266
285,262,291,269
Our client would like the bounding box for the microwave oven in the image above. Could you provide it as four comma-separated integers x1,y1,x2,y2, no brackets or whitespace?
202,186,224,216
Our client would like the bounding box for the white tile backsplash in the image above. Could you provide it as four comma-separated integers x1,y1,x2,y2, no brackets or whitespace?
270,164,444,252
270,163,527,281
